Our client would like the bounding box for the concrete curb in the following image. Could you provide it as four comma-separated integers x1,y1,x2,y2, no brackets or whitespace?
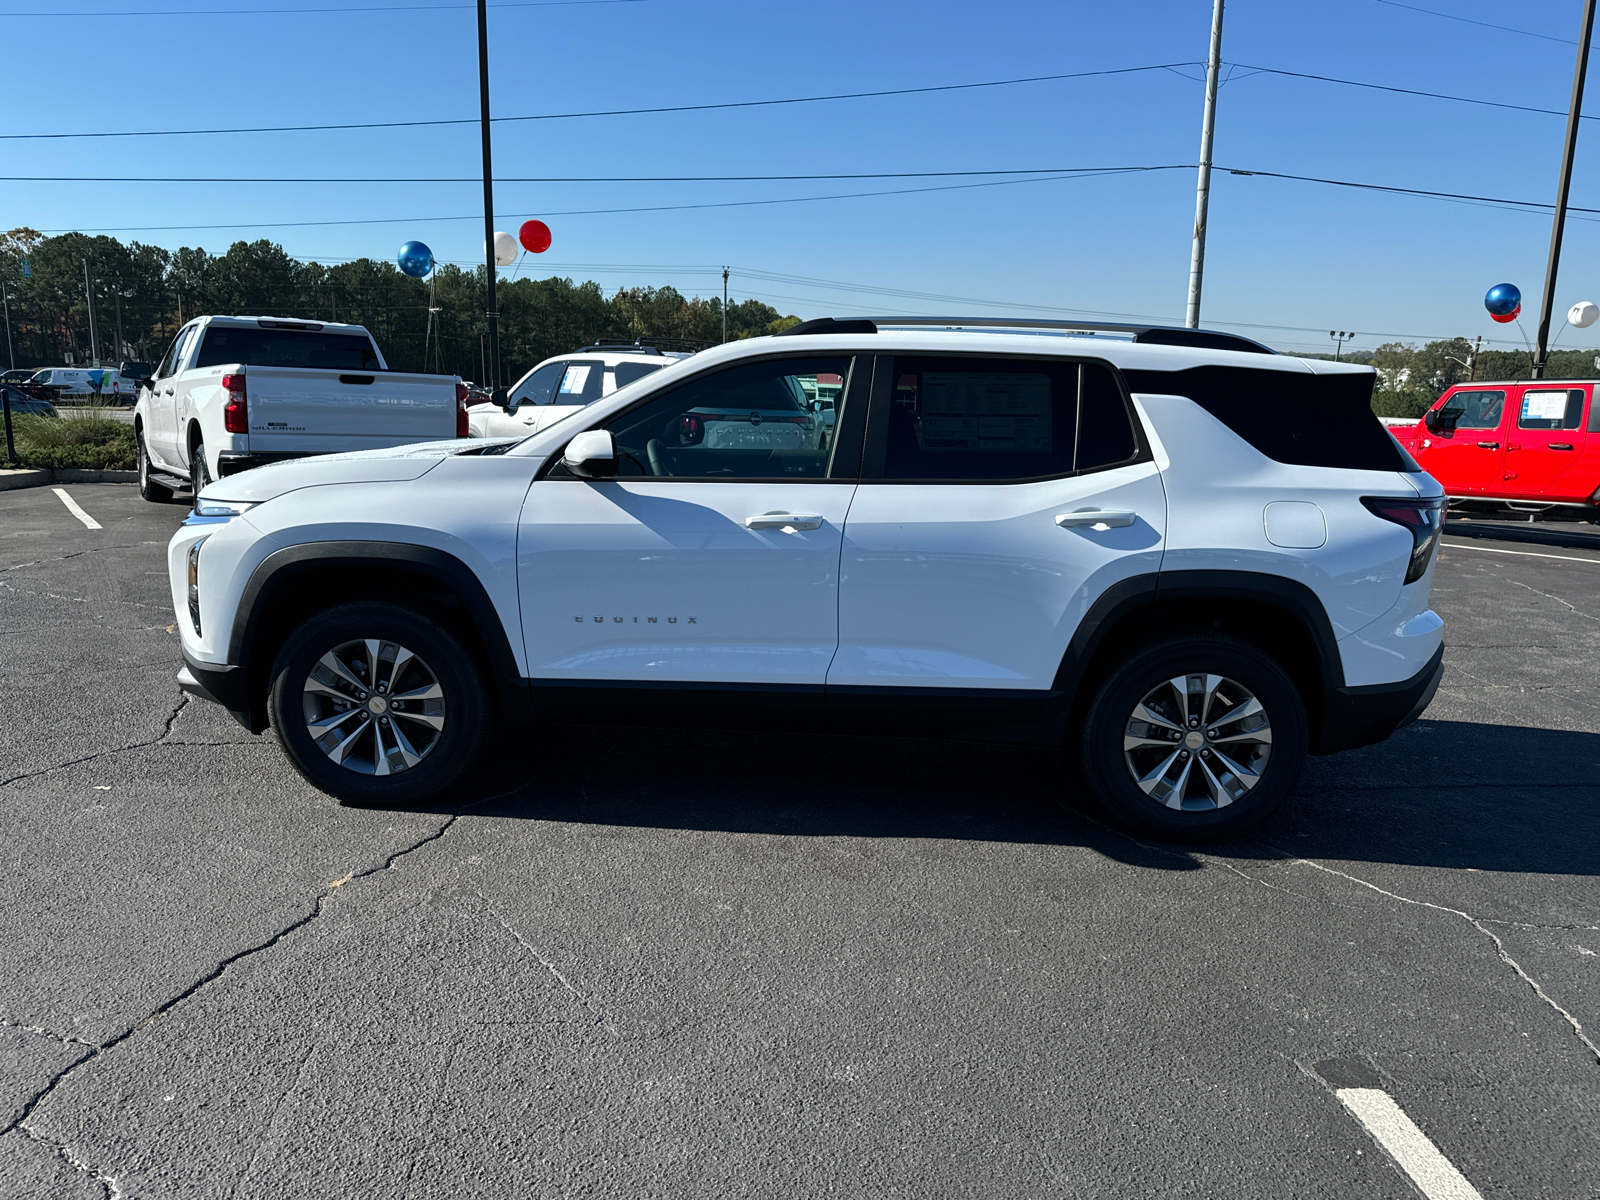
0,467,138,491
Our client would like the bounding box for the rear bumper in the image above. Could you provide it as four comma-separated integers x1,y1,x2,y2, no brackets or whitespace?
178,650,260,732
216,451,310,477
1315,643,1444,755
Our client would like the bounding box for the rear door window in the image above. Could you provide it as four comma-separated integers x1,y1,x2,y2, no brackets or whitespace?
1517,388,1586,430
876,356,1137,481
556,360,606,405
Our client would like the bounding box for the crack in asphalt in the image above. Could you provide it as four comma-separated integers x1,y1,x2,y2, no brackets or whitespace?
1261,852,1600,1066
2,803,484,1194
0,1017,97,1050
1488,572,1600,624
471,890,622,1039
0,695,189,791
3,543,147,574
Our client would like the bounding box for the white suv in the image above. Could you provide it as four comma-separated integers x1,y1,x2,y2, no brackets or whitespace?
168,317,1445,839
467,343,693,440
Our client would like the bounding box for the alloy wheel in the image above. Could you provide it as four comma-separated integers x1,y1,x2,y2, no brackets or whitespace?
1121,673,1273,810
301,637,446,776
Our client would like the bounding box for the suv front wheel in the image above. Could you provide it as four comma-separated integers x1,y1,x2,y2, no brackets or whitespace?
1078,634,1307,840
269,601,490,804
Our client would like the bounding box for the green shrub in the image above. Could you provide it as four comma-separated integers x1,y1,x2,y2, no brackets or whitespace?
8,414,137,470
1370,389,1435,419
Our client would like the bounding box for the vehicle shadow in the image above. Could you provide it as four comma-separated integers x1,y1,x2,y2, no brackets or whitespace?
387,718,1600,878
1445,515,1600,552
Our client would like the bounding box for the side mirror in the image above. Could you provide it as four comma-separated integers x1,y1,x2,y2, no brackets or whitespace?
119,360,153,384
563,429,617,478
492,385,516,412
1422,409,1439,432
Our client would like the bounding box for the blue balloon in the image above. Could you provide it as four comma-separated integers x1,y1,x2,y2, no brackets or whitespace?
1485,282,1521,316
397,240,434,278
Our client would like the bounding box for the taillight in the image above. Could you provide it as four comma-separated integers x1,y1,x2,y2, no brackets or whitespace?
455,381,470,438
221,373,247,434
1361,496,1445,585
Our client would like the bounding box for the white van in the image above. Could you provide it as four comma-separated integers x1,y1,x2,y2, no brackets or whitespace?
30,367,130,400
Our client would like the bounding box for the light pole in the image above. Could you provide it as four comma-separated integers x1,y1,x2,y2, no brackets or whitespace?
477,0,504,405
722,267,729,344
1185,0,1225,328
2,283,14,371
83,258,101,367
1329,330,1354,362
1533,0,1597,378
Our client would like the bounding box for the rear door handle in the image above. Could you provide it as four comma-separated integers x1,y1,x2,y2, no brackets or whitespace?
1549,442,1575,450
746,512,823,532
1476,441,1500,449
1056,509,1138,528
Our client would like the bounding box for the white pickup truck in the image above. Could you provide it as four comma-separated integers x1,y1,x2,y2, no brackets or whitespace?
131,315,467,502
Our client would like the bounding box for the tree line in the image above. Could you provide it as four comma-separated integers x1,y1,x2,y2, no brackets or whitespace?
1357,337,1600,417
0,228,798,384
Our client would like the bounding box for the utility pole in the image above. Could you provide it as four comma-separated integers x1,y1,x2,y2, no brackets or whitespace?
1533,0,1597,379
477,0,503,405
1469,334,1481,381
83,258,101,366
2,283,13,370
722,267,729,343
1185,0,1225,329
114,284,124,362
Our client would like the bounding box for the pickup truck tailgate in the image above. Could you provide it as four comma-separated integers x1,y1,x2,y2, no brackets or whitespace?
247,366,454,453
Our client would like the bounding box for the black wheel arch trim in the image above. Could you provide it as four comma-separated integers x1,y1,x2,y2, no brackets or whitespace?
228,541,531,733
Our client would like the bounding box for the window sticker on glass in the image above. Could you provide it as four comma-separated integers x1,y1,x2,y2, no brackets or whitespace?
559,364,592,395
919,372,1051,452
1522,391,1569,421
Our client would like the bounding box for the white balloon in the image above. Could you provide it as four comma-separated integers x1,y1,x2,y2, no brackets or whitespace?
1569,300,1599,329
488,230,518,267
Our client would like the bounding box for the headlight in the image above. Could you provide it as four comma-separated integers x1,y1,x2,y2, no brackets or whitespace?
184,500,256,526
187,537,207,635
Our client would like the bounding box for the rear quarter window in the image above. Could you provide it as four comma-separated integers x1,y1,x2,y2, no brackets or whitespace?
1121,365,1408,472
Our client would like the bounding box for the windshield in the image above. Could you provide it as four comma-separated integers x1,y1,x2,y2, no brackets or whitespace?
195,327,383,371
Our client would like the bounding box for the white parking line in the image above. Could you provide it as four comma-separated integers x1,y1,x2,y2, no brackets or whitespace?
51,488,102,530
1336,1087,1484,1200
1443,540,1600,565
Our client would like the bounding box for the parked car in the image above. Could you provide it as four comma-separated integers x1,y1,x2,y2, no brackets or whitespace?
1,369,34,385
1388,379,1600,516
0,384,59,418
468,343,693,439
131,315,470,504
168,316,1444,840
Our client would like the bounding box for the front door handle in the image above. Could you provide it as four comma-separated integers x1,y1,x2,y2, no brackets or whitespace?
746,512,823,532
1476,441,1500,449
162,388,174,396
1056,509,1138,529
1549,442,1575,450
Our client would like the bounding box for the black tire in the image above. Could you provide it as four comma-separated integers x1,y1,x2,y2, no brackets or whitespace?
268,601,491,804
137,433,174,503
189,437,211,506
1078,634,1308,841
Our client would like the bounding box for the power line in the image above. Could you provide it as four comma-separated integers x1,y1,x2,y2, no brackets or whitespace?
1374,0,1579,46
1219,166,1600,215
0,0,645,15
0,64,1199,141
1231,62,1597,122
0,166,1181,183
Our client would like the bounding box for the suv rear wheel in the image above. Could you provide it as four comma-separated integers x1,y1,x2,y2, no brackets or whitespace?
269,602,490,804
1078,634,1307,840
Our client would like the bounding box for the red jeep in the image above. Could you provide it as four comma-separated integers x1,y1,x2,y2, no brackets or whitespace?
1389,380,1600,515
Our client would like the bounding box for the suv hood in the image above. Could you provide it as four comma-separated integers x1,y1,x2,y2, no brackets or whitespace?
200,438,519,504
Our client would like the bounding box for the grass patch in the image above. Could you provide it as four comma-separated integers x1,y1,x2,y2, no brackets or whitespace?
6,413,137,470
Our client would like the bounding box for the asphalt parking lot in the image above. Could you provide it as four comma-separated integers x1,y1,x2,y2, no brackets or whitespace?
2,484,1597,1200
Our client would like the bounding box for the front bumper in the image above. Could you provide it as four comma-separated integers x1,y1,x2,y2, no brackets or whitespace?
1315,643,1444,755
178,650,260,732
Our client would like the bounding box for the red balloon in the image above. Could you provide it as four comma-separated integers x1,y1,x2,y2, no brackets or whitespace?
518,220,552,254
1490,304,1521,324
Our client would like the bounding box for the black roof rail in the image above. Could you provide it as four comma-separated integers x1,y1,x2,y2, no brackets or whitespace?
774,315,1276,355
573,335,706,355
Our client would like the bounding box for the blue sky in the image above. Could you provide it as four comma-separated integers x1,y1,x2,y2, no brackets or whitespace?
5,0,1600,355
